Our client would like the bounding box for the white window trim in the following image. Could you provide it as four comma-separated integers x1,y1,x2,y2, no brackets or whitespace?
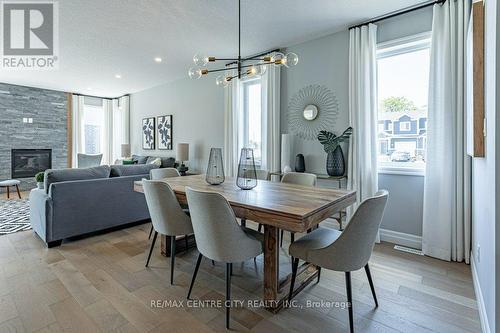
377,31,431,176
240,77,263,168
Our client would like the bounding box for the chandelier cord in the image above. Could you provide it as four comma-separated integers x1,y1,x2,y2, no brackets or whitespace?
238,0,241,79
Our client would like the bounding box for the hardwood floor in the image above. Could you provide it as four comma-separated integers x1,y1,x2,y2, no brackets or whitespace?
0,221,480,332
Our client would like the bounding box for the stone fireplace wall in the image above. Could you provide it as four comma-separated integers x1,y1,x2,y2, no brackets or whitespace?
0,83,68,191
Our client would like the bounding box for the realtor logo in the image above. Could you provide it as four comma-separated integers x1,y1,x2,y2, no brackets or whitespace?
1,1,59,69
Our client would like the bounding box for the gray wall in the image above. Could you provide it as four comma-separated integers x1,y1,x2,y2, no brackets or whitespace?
0,83,68,190
471,0,497,331
130,77,224,173
281,7,432,238
129,7,432,240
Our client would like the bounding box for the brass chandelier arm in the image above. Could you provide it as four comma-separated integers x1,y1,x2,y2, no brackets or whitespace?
206,61,274,74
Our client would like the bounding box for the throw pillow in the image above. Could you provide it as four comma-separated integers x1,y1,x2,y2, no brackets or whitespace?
149,157,162,167
123,160,136,165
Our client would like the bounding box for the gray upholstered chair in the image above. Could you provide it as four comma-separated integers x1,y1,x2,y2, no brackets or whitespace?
77,153,103,168
277,172,317,246
142,180,193,285
148,167,181,239
150,167,180,180
185,187,263,329
288,190,388,333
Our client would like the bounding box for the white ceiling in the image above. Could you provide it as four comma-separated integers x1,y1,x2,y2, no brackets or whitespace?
0,0,425,97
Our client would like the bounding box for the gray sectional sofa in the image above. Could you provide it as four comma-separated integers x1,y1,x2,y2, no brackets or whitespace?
29,164,159,247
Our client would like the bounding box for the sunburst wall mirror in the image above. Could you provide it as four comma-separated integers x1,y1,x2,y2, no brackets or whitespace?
288,84,339,140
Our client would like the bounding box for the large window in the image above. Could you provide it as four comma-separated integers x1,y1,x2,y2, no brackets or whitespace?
82,97,105,156
377,33,431,172
240,78,263,167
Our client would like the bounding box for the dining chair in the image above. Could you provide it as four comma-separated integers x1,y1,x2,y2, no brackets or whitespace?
148,168,181,239
150,167,181,180
185,187,263,329
143,180,194,285
288,190,388,333
271,172,317,246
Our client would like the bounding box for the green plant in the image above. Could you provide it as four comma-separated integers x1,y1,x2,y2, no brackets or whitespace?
35,172,45,183
317,127,353,153
380,96,417,113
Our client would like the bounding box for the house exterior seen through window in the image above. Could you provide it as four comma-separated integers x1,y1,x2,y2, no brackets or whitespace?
377,33,431,171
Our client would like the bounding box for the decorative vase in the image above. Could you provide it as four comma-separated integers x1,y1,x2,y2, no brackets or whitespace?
236,148,257,190
295,154,305,173
326,146,345,176
205,148,225,185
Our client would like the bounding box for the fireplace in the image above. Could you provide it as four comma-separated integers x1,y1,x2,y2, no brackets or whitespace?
11,149,52,179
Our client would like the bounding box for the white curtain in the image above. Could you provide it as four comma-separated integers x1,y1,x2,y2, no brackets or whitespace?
71,94,85,167
102,99,113,165
112,95,130,162
223,73,241,177
261,60,281,173
422,0,471,263
347,24,379,238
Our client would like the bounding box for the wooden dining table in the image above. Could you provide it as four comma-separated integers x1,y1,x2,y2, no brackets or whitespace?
134,174,356,312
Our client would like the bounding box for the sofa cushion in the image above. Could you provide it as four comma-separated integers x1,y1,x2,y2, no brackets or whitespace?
161,157,176,168
132,155,148,164
44,165,111,193
110,164,159,177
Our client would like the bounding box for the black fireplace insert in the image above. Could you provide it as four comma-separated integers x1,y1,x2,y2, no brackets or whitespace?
11,149,52,178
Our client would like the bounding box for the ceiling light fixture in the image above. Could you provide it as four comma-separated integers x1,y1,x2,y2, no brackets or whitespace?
188,0,298,87
154,57,162,63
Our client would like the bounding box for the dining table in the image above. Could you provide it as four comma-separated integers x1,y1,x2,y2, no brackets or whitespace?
134,174,356,312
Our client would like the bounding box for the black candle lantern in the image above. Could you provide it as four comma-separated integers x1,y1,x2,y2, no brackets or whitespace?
205,148,225,185
236,148,257,190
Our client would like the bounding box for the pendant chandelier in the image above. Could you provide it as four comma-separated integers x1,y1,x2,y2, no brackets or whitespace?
188,0,298,87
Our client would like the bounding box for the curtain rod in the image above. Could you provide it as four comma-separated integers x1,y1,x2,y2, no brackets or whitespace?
348,0,446,30
72,93,129,100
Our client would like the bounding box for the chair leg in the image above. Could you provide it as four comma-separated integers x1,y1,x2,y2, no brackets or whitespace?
145,231,158,267
317,267,321,283
364,263,378,307
211,260,215,266
15,185,21,199
291,232,295,243
288,257,299,302
148,225,153,239
6,186,9,199
187,253,203,299
240,218,246,227
345,272,354,333
225,263,232,329
258,223,262,233
280,229,284,247
170,236,176,285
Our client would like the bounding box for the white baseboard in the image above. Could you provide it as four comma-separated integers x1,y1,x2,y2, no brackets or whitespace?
379,228,422,250
471,253,492,333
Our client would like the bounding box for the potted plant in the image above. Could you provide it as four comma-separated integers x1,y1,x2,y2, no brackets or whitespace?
35,172,45,189
317,127,353,176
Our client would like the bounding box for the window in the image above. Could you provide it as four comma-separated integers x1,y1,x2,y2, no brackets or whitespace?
399,121,411,131
240,78,263,167
377,33,431,173
82,99,104,156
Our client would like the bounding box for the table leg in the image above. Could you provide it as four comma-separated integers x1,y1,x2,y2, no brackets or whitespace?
264,225,279,305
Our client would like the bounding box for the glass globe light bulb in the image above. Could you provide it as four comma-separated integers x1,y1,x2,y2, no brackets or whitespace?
284,52,299,67
216,75,225,86
188,67,202,79
255,65,266,75
271,52,285,66
248,66,257,76
193,54,208,66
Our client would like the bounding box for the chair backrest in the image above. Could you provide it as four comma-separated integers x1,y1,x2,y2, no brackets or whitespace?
255,169,270,181
77,153,102,168
142,180,192,236
150,167,180,180
185,187,262,262
309,190,388,272
281,172,317,186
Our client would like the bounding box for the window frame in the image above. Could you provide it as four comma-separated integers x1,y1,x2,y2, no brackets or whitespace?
376,32,431,177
